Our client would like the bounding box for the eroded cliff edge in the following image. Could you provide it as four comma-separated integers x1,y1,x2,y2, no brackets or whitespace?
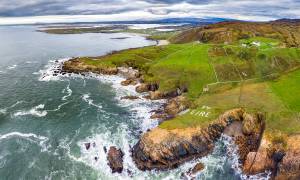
133,107,300,179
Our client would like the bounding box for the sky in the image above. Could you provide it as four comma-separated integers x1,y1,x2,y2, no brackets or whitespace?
0,0,299,25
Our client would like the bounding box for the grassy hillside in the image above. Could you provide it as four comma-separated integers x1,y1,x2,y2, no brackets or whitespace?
64,20,300,136
170,20,300,47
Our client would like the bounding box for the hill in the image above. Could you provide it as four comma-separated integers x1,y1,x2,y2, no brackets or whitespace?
170,19,300,47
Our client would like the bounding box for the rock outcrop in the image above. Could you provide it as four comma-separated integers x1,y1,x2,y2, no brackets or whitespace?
150,96,189,121
63,58,118,75
121,96,140,100
107,146,124,173
118,67,140,79
239,119,300,179
132,108,245,170
188,162,205,175
135,83,159,93
276,135,300,180
121,79,138,86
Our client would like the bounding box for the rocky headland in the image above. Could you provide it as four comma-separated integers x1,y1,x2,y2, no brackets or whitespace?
61,19,300,178
61,56,300,179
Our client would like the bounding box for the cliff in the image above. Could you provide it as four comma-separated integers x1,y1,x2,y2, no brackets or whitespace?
132,109,264,170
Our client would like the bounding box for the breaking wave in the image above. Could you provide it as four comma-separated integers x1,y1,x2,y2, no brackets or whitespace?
14,104,48,117
37,58,70,81
82,94,103,109
7,64,17,70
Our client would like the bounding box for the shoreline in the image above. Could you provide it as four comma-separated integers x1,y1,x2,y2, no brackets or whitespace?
44,38,300,179
57,57,270,179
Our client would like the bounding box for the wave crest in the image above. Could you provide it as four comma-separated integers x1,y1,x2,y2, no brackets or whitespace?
14,104,47,117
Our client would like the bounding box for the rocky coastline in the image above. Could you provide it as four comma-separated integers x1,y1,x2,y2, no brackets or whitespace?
62,58,300,179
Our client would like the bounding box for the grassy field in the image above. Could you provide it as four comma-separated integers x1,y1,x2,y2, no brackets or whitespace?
160,81,300,134
270,69,300,112
75,43,217,99
71,35,300,134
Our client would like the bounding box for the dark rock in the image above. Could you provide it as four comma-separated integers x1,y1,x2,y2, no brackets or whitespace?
85,143,91,150
121,96,140,100
135,83,158,93
103,146,107,153
273,151,285,163
121,79,137,86
187,163,205,175
126,169,133,177
107,146,124,173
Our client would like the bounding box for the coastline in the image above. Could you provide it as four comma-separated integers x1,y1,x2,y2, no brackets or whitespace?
55,57,270,179
57,51,300,179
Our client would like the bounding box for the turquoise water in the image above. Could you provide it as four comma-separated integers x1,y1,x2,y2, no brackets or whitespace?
0,26,267,180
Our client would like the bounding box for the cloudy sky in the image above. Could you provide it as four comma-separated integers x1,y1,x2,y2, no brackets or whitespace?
0,0,299,24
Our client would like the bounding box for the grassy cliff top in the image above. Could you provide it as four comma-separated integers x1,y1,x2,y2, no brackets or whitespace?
64,20,300,135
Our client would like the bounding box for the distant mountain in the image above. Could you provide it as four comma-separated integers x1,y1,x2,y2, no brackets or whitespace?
145,17,233,24
34,17,233,26
272,18,300,23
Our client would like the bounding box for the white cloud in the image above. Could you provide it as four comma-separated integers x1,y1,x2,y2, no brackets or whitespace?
0,0,299,24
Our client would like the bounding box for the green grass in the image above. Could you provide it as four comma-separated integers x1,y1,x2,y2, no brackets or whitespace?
161,81,300,134
239,37,282,49
159,107,222,129
270,69,300,111
77,43,216,99
72,41,300,134
147,44,216,99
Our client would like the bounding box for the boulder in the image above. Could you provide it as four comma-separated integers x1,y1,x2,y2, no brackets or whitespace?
188,163,205,175
136,84,150,93
149,91,165,100
135,83,159,93
118,67,139,79
107,146,124,173
121,96,140,100
121,79,137,86
85,143,91,150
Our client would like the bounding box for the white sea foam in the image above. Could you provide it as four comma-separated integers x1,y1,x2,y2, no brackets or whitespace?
0,132,50,153
0,132,47,141
82,93,103,109
62,83,72,101
0,109,7,114
38,58,70,81
7,64,17,70
14,104,48,117
0,101,24,115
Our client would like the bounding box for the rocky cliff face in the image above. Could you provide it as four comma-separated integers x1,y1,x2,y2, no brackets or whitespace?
132,108,245,170
276,135,300,179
